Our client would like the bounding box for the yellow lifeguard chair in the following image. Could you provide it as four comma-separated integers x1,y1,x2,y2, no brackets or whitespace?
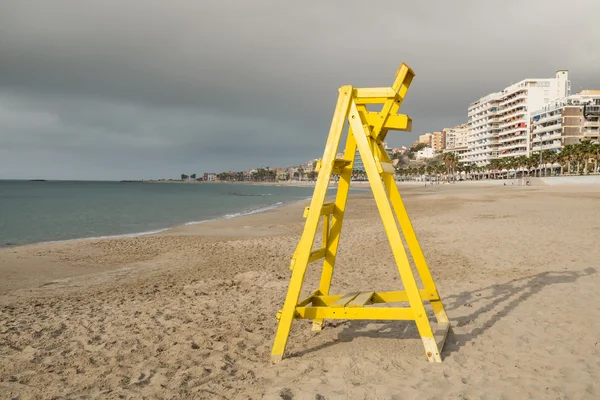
271,63,450,363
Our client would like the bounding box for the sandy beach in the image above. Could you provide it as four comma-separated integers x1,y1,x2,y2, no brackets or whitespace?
1,183,600,399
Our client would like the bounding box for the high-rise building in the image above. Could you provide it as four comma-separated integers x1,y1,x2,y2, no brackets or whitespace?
467,92,502,166
418,133,433,146
443,123,469,163
531,90,600,153
431,131,444,153
467,70,570,165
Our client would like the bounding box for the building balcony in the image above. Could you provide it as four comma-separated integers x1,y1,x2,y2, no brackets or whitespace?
500,111,527,123
470,148,498,156
498,134,527,144
532,142,562,152
499,110,527,124
533,123,562,134
499,91,527,107
499,118,527,130
498,149,527,158
468,132,498,141
499,126,527,137
469,154,496,162
584,104,600,118
583,131,600,138
532,132,561,143
499,142,527,151
498,101,527,116
533,112,562,125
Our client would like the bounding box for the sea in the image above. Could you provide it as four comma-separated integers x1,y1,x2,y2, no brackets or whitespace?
0,180,324,247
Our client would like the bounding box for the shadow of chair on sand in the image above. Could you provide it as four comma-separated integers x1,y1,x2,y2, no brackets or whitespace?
289,267,596,359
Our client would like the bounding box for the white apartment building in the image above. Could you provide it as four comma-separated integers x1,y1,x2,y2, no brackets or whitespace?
531,90,600,152
443,123,469,163
467,92,502,166
416,147,435,160
467,70,570,165
498,71,570,158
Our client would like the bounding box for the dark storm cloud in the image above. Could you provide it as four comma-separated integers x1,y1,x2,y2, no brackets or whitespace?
0,0,599,179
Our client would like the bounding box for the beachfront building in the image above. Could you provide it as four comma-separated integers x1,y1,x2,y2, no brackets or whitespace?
416,147,435,160
203,172,217,181
431,131,445,153
498,70,570,159
418,133,433,146
466,70,571,165
392,146,408,155
531,90,600,153
443,123,469,163
466,92,502,166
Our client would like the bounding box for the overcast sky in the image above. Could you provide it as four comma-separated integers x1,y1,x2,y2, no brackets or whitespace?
1,1,599,180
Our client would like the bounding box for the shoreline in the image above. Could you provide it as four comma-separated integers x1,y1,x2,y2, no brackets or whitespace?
1,196,315,250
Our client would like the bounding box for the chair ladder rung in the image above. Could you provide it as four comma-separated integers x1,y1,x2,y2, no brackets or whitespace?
332,159,352,174
331,292,361,308
303,202,336,218
348,292,375,307
314,158,352,174
308,248,326,263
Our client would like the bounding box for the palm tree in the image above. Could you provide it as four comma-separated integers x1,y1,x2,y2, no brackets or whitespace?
574,142,587,175
592,142,600,175
545,151,560,176
540,150,554,177
489,159,501,180
526,155,538,177
463,164,472,180
440,152,459,183
515,155,528,182
577,140,595,175
560,144,576,175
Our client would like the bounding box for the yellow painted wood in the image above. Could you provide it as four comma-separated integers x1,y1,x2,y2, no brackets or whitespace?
295,306,414,321
353,87,397,99
376,142,449,325
271,85,353,363
330,292,360,308
348,101,440,362
332,158,352,174
316,158,352,174
363,113,412,131
348,292,374,307
311,128,357,331
303,290,440,307
303,202,336,218
271,63,448,364
354,94,401,105
308,247,327,263
323,214,330,248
